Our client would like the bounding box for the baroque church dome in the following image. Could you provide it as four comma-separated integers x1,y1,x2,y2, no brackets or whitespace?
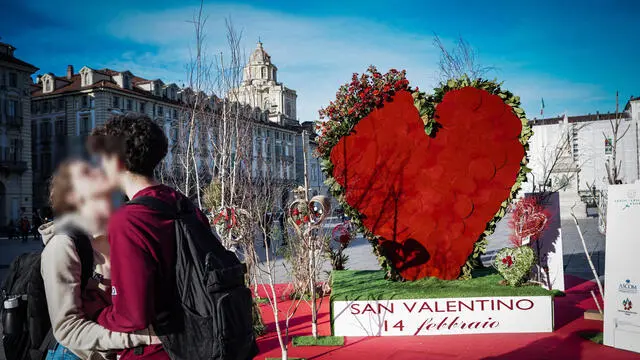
250,41,271,65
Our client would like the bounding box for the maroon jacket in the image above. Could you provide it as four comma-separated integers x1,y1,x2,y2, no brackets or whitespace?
96,184,208,359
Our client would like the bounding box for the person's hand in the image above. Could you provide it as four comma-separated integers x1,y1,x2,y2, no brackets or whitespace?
150,335,162,345
149,325,162,345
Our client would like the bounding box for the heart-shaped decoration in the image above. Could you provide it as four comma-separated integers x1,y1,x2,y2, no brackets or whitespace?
318,67,531,281
494,246,536,286
509,197,548,246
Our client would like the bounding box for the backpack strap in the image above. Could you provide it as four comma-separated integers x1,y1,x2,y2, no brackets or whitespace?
54,224,94,291
126,196,179,218
36,329,58,359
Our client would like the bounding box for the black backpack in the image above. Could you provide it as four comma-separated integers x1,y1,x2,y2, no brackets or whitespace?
126,196,258,360
1,225,94,360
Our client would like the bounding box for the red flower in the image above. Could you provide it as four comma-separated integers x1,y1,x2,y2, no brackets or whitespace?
303,215,310,223
339,234,351,245
502,256,514,267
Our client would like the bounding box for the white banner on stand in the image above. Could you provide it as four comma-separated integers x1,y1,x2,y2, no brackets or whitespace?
604,184,640,354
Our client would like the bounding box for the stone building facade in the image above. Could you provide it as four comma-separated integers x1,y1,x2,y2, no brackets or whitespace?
31,59,302,211
0,42,37,226
30,66,189,211
527,97,640,193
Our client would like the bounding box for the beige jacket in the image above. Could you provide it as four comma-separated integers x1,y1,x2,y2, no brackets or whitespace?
39,215,154,359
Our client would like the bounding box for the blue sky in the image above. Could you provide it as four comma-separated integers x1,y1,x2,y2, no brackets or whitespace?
2,0,639,122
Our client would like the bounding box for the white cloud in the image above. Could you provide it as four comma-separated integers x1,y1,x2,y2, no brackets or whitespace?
105,4,440,121
104,3,606,122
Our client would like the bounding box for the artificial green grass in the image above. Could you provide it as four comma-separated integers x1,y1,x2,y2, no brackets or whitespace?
580,331,604,345
331,268,561,301
292,335,345,347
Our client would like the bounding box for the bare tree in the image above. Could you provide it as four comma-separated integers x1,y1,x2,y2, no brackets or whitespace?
585,92,631,234
433,35,494,81
529,120,588,196
604,91,631,185
245,165,300,360
157,0,214,208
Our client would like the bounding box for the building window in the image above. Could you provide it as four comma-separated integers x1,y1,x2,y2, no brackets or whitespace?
605,138,613,155
173,109,178,119
127,99,133,111
140,102,146,113
10,139,23,161
261,67,267,78
55,119,66,136
8,100,17,118
79,115,91,136
44,101,51,113
40,122,52,139
158,106,164,116
81,95,88,108
57,98,65,111
9,73,17,87
41,152,52,175
45,80,52,92
113,96,120,109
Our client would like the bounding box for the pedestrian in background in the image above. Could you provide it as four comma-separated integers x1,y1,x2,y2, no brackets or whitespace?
32,210,43,241
19,216,30,242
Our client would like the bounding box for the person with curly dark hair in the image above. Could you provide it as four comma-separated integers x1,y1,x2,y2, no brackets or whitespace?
87,113,208,360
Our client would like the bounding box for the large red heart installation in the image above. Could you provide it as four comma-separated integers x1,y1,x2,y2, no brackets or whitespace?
317,67,531,281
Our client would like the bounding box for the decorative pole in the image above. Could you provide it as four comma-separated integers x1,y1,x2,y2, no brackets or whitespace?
288,138,330,338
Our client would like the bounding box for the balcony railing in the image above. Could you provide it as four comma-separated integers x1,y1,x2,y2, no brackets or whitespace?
0,147,27,173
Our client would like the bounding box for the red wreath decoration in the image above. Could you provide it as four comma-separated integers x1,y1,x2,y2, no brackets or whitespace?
212,207,237,229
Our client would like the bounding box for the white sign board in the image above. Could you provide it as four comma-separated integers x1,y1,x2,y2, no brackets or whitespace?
604,184,640,353
333,296,554,336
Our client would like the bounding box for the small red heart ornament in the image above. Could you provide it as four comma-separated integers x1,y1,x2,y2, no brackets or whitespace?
329,87,525,280
509,198,548,246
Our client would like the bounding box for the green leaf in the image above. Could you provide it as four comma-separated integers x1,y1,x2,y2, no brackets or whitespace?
424,122,434,136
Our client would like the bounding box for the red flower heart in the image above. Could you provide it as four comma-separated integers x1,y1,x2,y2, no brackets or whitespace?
330,88,524,280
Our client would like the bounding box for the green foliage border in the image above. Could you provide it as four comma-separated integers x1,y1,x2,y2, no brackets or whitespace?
318,75,533,280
